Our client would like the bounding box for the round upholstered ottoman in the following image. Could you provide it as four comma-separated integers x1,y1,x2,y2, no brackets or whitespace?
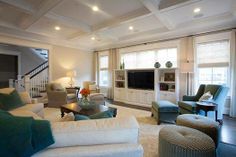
176,114,219,147
159,125,215,157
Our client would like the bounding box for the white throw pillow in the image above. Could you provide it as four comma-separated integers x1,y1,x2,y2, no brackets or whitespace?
199,91,213,102
19,92,32,104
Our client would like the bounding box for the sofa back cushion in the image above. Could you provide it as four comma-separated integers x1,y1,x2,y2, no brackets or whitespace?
0,88,24,111
51,83,65,91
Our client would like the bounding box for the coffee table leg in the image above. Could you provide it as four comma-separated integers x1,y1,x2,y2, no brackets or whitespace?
215,110,218,121
61,108,65,118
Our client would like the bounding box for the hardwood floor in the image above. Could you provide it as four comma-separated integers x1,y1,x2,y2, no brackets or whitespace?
220,115,236,145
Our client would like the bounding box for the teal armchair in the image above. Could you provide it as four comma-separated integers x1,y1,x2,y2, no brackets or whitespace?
178,84,229,120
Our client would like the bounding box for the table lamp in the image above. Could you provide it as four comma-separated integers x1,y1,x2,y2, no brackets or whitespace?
66,70,77,87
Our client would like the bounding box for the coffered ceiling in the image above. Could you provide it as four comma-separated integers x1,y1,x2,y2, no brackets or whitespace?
0,0,235,51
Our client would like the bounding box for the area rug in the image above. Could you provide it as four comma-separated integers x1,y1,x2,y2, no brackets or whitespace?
44,104,163,157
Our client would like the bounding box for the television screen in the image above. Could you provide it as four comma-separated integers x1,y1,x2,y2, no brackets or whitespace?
128,70,154,90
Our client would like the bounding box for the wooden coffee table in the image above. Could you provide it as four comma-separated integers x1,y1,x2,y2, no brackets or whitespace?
60,103,117,118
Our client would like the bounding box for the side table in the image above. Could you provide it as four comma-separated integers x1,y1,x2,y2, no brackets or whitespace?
66,86,80,99
196,101,217,121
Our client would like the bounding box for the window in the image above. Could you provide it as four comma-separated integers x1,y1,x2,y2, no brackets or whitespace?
120,48,177,69
99,55,109,86
196,40,230,86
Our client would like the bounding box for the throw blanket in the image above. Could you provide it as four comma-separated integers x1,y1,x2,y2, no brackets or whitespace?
0,110,55,157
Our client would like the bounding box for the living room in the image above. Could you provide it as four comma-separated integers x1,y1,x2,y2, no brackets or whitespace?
0,0,236,157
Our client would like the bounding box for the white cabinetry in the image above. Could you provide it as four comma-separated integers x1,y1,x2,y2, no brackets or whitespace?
113,68,179,107
114,69,155,107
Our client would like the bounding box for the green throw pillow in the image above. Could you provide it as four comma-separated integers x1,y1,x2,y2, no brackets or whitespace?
0,89,24,111
74,110,114,121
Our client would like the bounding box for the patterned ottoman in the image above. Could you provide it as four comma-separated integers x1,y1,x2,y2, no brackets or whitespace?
159,125,215,157
176,114,220,147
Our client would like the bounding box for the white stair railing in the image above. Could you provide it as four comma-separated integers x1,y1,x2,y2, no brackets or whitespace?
9,61,49,97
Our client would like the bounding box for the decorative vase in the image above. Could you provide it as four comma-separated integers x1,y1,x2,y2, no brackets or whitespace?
154,62,161,68
82,95,89,103
165,61,173,68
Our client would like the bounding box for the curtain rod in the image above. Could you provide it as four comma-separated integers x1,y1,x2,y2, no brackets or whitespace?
95,27,235,52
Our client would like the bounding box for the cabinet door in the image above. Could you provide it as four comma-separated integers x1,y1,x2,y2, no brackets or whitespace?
159,92,176,103
114,88,125,101
147,92,155,105
127,90,137,102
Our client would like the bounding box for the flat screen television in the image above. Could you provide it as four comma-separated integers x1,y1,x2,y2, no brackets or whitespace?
127,70,154,90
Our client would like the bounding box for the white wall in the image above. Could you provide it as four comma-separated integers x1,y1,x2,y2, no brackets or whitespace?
18,47,45,74
0,34,94,88
51,46,94,87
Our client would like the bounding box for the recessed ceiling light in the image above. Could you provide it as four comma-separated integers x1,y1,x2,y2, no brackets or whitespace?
129,26,133,30
91,37,96,40
54,26,61,30
194,8,201,13
92,6,99,11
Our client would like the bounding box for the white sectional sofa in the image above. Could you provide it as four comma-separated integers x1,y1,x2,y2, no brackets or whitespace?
7,90,143,157
33,116,143,157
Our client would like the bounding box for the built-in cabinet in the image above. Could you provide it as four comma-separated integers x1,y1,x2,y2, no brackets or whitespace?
114,68,179,107
155,68,179,103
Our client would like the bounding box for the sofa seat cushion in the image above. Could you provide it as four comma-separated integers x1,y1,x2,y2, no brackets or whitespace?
9,110,42,120
152,101,178,112
67,93,76,100
178,101,196,112
14,103,44,114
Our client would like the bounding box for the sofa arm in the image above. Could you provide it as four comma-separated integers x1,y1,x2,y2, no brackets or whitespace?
49,116,139,148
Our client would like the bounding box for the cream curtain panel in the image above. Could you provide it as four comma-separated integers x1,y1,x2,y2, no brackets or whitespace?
230,30,236,117
94,51,99,85
107,48,117,99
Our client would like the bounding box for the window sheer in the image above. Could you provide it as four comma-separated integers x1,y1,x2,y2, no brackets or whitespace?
99,55,109,86
196,40,230,86
120,48,177,69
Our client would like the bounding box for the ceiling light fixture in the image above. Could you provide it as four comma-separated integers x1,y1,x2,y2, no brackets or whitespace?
54,26,61,30
129,26,133,30
91,37,96,40
92,6,99,11
194,8,201,13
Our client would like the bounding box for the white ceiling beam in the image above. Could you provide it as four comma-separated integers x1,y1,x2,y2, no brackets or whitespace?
46,12,91,33
140,0,176,30
18,0,63,30
69,7,151,40
92,7,151,31
0,0,34,14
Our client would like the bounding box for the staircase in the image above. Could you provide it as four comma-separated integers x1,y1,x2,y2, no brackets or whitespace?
10,61,49,98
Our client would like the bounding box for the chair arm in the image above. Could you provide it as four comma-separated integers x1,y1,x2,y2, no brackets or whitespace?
183,95,198,101
49,116,139,148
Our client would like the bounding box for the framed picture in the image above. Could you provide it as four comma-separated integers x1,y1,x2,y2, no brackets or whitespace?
164,73,175,81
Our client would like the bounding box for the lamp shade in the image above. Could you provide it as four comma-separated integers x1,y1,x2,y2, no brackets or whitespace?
181,62,194,73
66,70,77,77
